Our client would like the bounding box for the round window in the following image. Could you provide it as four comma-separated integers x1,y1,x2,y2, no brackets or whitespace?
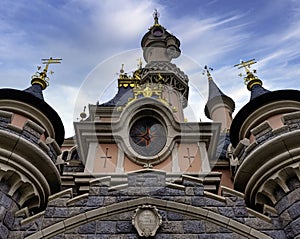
129,117,166,157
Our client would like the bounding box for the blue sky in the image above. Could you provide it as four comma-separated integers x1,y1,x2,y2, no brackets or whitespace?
1,0,300,137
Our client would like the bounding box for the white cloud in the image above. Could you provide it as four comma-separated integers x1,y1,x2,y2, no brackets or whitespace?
1,0,300,138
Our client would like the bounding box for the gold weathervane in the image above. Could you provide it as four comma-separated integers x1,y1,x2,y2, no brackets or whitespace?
31,57,62,90
203,65,213,81
150,9,164,30
234,59,262,90
153,9,160,26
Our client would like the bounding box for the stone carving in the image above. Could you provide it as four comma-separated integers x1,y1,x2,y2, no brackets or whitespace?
132,205,162,237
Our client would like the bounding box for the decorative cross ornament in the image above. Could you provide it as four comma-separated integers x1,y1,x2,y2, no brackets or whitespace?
101,148,112,168
184,147,195,167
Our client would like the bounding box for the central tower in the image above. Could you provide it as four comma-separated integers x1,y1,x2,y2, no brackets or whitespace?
73,11,220,194
140,10,189,109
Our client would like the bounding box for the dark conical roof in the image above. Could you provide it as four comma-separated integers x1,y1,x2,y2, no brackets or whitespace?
204,78,235,119
207,78,228,101
250,84,270,101
0,87,65,145
24,84,44,100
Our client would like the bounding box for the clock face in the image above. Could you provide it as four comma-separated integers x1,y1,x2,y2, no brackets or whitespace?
129,117,166,157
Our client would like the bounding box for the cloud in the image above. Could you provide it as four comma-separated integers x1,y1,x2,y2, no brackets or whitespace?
1,0,300,138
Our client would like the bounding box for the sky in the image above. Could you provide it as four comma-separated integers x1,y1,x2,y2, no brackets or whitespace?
1,0,300,138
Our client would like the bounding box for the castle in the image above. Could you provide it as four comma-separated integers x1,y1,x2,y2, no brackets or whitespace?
0,12,299,239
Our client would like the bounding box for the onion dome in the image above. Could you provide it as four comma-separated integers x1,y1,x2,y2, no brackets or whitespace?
141,10,181,63
0,58,65,145
230,59,300,147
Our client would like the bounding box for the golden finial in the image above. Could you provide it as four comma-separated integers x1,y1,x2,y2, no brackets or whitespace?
31,57,62,90
118,64,138,88
79,106,87,121
137,58,143,69
120,64,125,74
203,65,214,81
234,59,261,90
153,9,160,26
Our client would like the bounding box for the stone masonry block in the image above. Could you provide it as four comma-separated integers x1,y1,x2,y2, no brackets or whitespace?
218,207,234,218
193,186,204,196
7,231,25,239
1,194,12,209
191,196,205,206
204,221,221,233
0,207,6,222
183,220,204,233
287,200,300,220
116,221,133,233
167,211,184,220
160,221,184,233
288,217,300,237
78,221,96,234
3,211,14,230
198,234,232,239
233,207,248,217
87,196,104,207
0,223,9,239
89,186,108,196
96,221,116,234
262,230,287,239
244,218,274,230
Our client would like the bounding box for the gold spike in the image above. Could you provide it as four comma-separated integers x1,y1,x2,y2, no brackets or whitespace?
80,106,87,121
234,59,262,90
120,64,124,74
203,65,214,81
153,9,160,26
137,58,142,69
31,57,62,90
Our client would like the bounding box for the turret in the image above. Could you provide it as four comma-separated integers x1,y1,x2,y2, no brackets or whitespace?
204,66,235,132
230,59,300,238
141,10,181,63
139,11,189,108
0,58,64,233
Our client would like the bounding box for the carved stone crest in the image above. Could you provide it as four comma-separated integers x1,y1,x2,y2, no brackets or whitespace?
132,205,162,237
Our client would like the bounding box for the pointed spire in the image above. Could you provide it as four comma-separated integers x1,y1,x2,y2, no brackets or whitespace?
204,66,235,119
234,59,270,100
149,9,165,30
204,66,230,101
153,9,160,26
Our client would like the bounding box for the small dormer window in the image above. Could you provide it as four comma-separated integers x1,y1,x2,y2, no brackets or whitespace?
153,27,163,37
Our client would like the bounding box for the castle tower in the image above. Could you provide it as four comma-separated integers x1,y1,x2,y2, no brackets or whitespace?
230,59,300,238
141,9,181,64
0,58,64,236
204,66,235,133
203,66,235,190
73,12,221,194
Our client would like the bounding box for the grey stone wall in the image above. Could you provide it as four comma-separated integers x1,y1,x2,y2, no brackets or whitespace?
13,170,287,239
0,184,20,239
275,178,300,239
